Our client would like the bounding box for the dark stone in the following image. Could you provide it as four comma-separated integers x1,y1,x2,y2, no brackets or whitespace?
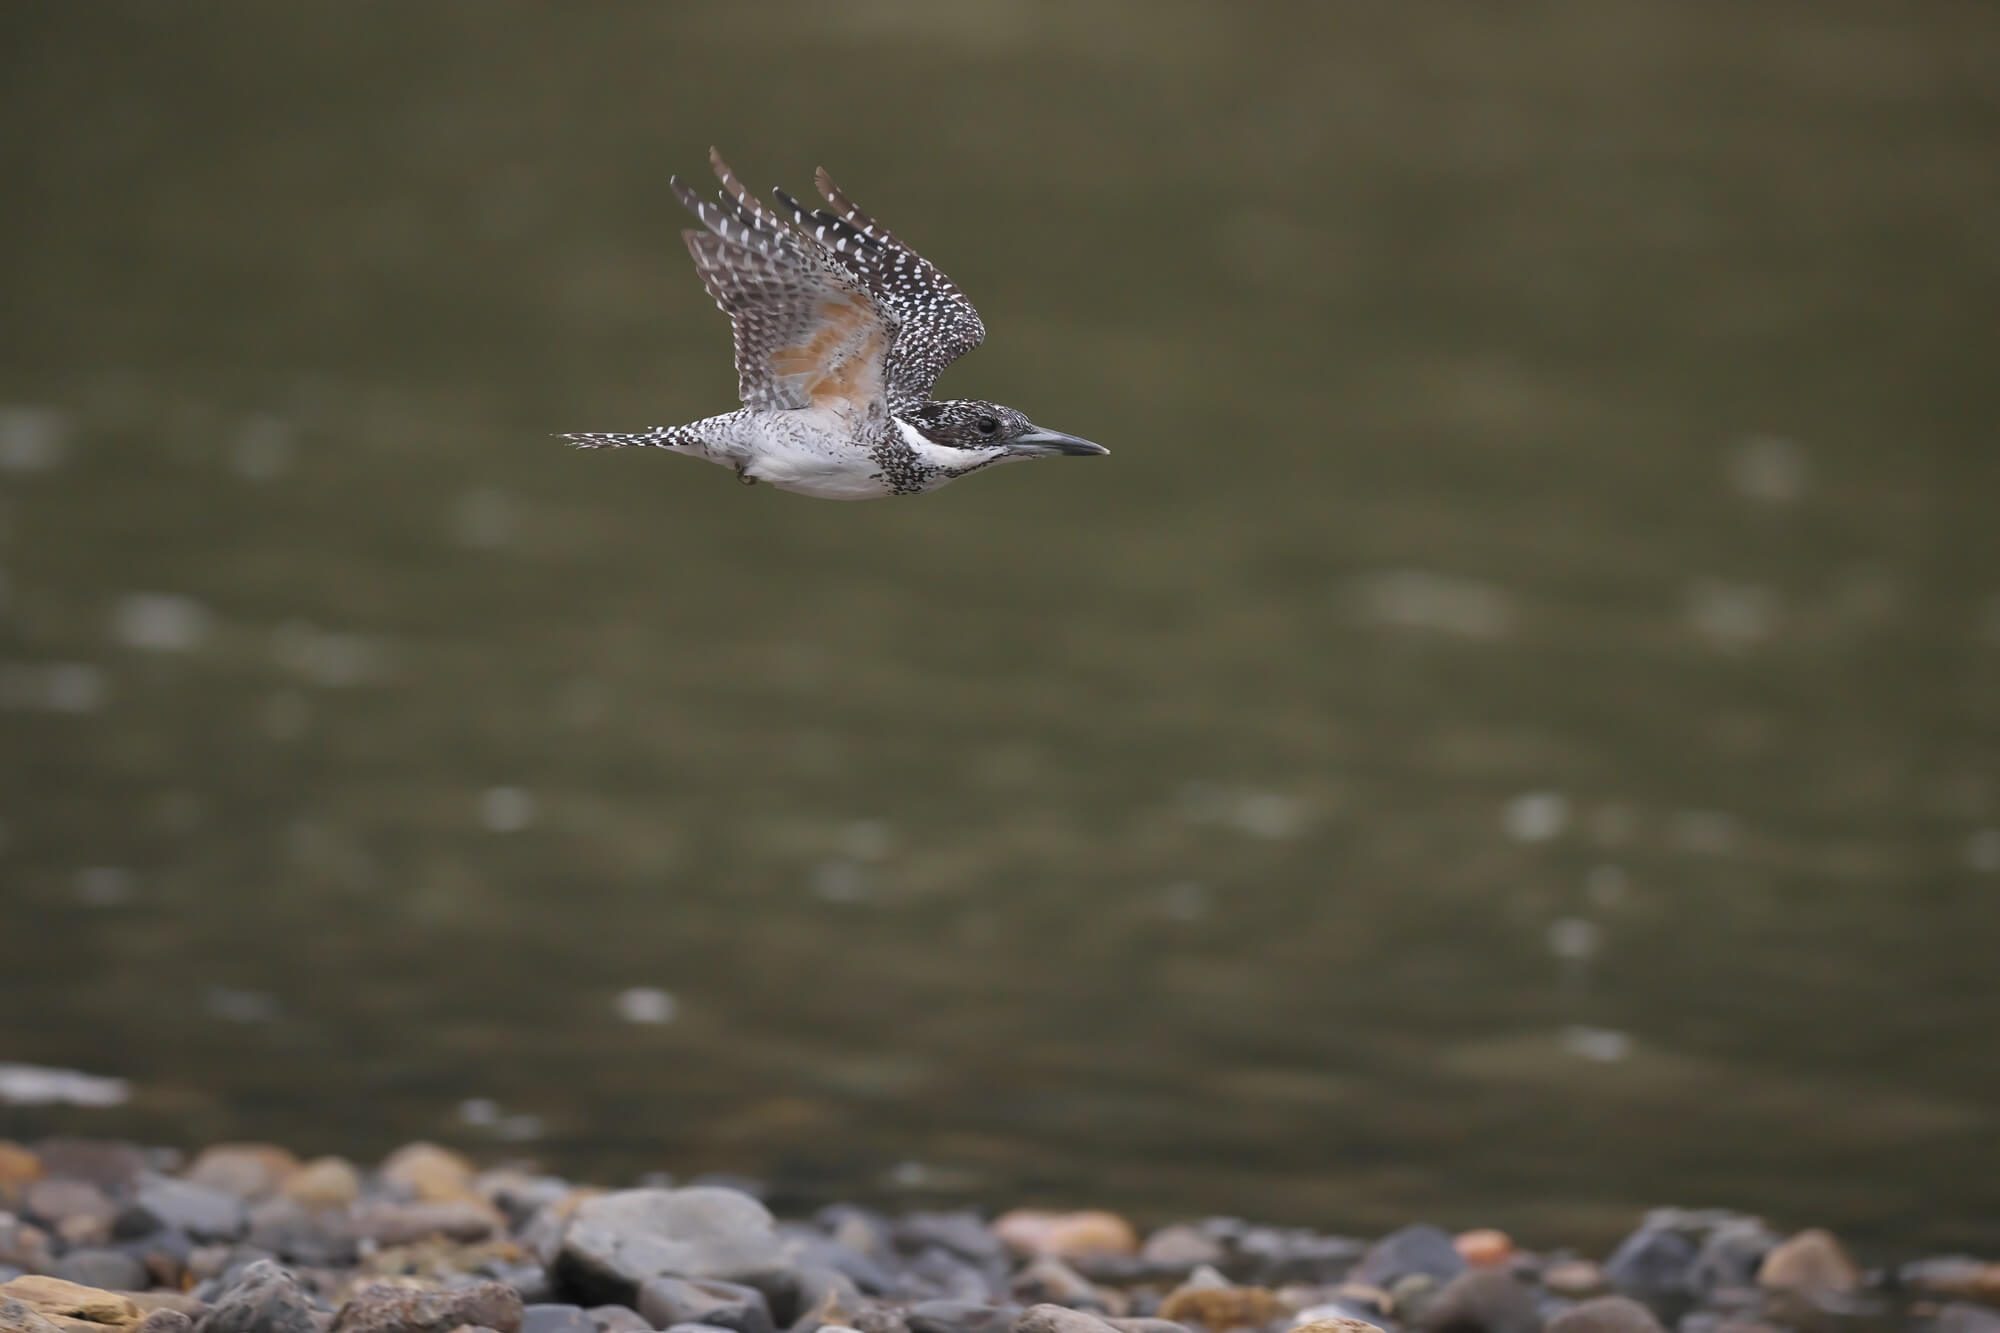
520,1306,597,1333
199,1258,321,1333
330,1281,523,1333
1353,1225,1467,1288
1414,1270,1542,1333
1544,1298,1664,1333
135,1313,197,1333
1603,1228,1696,1298
731,1262,865,1328
907,1300,1019,1333
1688,1221,1776,1298
496,1262,555,1306
1010,1258,1100,1310
1232,1226,1367,1287
120,1177,249,1244
51,1246,149,1292
1014,1307,1122,1333
246,1199,356,1269
908,1248,1001,1304
637,1278,774,1333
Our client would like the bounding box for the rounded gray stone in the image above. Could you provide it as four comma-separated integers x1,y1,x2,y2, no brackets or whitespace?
558,1188,784,1306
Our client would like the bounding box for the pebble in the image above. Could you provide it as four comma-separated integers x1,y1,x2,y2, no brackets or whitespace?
519,1305,596,1333
1546,1297,1665,1333
0,1274,143,1327
0,1219,52,1275
31,1142,146,1194
0,1296,63,1333
1138,1228,1223,1275
636,1278,774,1333
184,1145,299,1202
132,1311,192,1333
1014,1305,1121,1333
906,1300,1018,1333
1541,1262,1607,1299
283,1157,363,1211
23,1181,116,1236
200,1257,321,1333
49,1248,148,1293
118,1177,247,1243
1938,1305,2000,1333
1153,1282,1284,1330
381,1144,479,1204
1903,1259,2000,1304
331,1281,524,1333
350,1199,501,1246
1353,1226,1467,1288
1756,1230,1858,1294
994,1214,1138,1261
0,1146,41,1207
1411,1270,1539,1333
557,1188,784,1306
1602,1226,1695,1296
1292,1321,1384,1333
1690,1220,1776,1297
1454,1231,1514,1270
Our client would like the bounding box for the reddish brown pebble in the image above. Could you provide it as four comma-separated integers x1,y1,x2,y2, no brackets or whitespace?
1547,1297,1666,1333
1757,1229,1859,1294
1456,1229,1513,1269
1155,1285,1284,1331
0,1143,42,1206
994,1209,1139,1258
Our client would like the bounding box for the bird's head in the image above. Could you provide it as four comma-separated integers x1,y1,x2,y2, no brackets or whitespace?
898,399,1108,469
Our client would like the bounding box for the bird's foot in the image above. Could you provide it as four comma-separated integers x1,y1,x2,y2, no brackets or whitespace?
735,464,757,486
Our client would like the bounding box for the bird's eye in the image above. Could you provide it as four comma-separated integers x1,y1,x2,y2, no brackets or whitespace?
975,416,999,435
917,404,943,420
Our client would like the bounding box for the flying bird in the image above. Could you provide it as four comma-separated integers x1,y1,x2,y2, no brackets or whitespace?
561,149,1107,499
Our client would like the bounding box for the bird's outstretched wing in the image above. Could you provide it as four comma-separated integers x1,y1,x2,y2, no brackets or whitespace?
773,169,988,415
674,150,893,421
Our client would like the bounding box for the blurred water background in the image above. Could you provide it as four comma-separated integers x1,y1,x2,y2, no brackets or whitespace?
2,2,1997,1255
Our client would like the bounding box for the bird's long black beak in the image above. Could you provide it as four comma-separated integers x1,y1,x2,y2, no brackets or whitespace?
1008,427,1109,457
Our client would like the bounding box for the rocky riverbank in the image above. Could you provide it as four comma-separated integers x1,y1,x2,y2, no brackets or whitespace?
0,1140,1993,1333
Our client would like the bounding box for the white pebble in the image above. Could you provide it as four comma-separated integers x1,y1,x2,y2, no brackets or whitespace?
111,592,211,653
616,986,678,1024
478,786,536,833
1546,916,1601,961
1504,790,1569,842
1561,1025,1632,1062
0,406,71,473
0,1062,128,1107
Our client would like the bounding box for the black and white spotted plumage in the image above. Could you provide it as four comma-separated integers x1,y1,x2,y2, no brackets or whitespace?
560,149,1105,501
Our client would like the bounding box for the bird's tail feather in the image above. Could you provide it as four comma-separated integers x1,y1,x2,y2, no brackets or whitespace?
559,428,691,450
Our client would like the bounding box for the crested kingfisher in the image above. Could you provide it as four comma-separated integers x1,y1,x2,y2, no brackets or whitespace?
561,149,1108,499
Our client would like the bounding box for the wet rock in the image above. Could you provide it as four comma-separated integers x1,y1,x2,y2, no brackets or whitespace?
0,1148,42,1208
1354,1227,1467,1288
1755,1231,1857,1295
118,1179,247,1244
185,1148,299,1204
994,1214,1137,1261
1545,1298,1663,1333
556,1188,783,1307
330,1282,522,1333
200,1258,320,1333
132,1313,193,1333
349,1201,500,1247
380,1145,478,1205
0,1296,63,1333
1154,1283,1284,1330
585,1309,648,1333
1412,1270,1540,1333
636,1279,774,1333
1012,1306,1120,1333
727,1261,863,1327
50,1250,147,1294
905,1301,1017,1333
33,1143,146,1195
1542,1263,1608,1300
1603,1227,1695,1298
520,1308,595,1333
282,1161,362,1213
0,1275,142,1327
1455,1233,1514,1271
1138,1228,1223,1276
